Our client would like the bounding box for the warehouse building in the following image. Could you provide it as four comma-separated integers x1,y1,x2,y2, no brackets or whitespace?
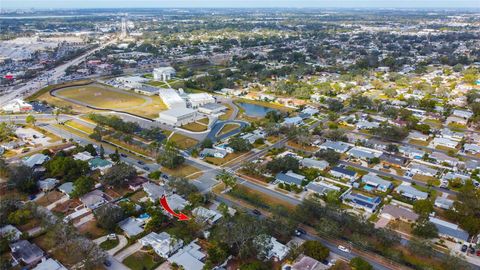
158,107,196,127
159,88,187,108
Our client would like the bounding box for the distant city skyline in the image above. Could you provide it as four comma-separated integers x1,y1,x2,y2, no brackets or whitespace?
2,0,480,9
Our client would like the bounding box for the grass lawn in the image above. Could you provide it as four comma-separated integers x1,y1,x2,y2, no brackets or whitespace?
180,122,208,132
31,125,62,143
435,145,458,153
266,135,281,144
197,117,209,125
168,133,198,149
161,164,201,178
100,239,119,250
447,122,467,131
205,151,247,166
413,174,440,186
104,136,154,158
128,190,147,203
217,123,240,137
423,118,443,129
123,251,163,270
286,140,319,152
408,139,430,147
56,84,147,109
225,184,295,211
219,103,234,121
35,191,64,207
77,220,108,240
64,120,94,135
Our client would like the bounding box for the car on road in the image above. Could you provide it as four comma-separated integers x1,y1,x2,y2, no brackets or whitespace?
461,245,468,252
103,260,112,267
252,209,262,216
294,228,306,236
477,250,480,256
143,166,150,171
137,160,145,165
120,153,127,158
338,245,350,253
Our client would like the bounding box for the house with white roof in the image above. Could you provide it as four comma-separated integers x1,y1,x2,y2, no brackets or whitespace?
464,143,480,154
254,235,290,262
37,178,59,192
434,197,454,210
199,148,227,159
407,131,430,142
430,152,460,167
192,207,222,225
187,93,215,108
319,140,352,153
22,154,49,168
300,158,329,170
139,232,183,258
439,128,464,142
153,67,176,81
452,109,473,120
32,258,67,270
347,146,382,160
395,183,428,201
2,99,33,113
362,173,393,192
356,120,380,130
168,240,206,270
282,116,304,126
306,181,341,195
409,164,438,177
430,137,458,149
73,151,94,161
399,146,425,159
429,217,469,242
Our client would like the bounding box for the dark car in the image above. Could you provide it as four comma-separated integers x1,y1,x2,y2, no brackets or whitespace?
120,153,127,158
461,245,468,252
137,160,145,165
469,247,475,255
103,260,112,267
143,166,150,171
295,228,306,236
252,209,262,216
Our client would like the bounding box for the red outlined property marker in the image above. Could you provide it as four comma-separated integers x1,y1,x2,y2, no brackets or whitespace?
160,195,190,221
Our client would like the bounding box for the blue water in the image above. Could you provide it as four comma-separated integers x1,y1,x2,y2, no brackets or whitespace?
364,185,374,192
238,102,278,117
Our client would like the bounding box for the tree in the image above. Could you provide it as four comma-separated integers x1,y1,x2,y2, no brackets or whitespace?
84,144,97,156
109,148,120,163
0,123,14,142
94,204,125,231
386,144,399,153
446,180,480,235
0,158,8,179
315,149,340,165
8,165,36,193
302,240,330,261
25,115,36,126
157,142,185,169
8,209,32,225
45,156,89,180
99,145,105,158
349,257,373,270
168,177,199,197
201,138,213,149
216,170,237,189
102,163,136,187
412,218,438,239
266,156,299,174
413,199,434,218
327,99,344,112
228,137,253,152
71,176,95,198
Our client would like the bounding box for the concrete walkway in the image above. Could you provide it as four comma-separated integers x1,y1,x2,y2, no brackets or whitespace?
114,242,142,262
46,195,69,210
93,234,128,255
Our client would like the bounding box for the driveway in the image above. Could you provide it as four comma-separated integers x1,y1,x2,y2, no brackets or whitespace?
114,242,142,262
46,195,69,210
94,234,128,256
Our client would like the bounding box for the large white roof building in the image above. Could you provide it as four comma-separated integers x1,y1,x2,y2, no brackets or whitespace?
187,93,215,108
159,88,186,109
153,67,176,81
158,107,196,127
2,99,33,113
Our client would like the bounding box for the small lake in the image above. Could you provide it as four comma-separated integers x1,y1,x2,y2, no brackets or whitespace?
238,102,278,118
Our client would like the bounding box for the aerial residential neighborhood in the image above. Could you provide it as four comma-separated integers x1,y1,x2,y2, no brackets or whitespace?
1,1,480,270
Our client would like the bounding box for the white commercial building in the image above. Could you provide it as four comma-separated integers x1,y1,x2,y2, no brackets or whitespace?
187,93,215,108
153,67,176,81
159,88,187,109
158,107,196,127
2,99,33,113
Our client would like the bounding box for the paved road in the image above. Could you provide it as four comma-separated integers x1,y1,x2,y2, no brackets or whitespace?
94,234,128,256
0,37,117,107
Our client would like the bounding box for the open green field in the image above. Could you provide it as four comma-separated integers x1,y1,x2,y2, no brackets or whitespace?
217,123,240,137
38,83,167,118
56,85,146,108
181,122,208,132
169,133,198,149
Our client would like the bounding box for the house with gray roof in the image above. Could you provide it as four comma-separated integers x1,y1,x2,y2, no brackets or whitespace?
37,178,58,192
32,258,67,270
22,154,49,168
118,217,145,238
347,146,382,160
342,191,382,213
300,158,329,170
319,140,351,153
362,173,393,192
80,190,107,209
88,158,112,174
199,148,227,159
140,232,183,258
192,207,222,225
330,166,357,181
380,204,419,223
275,171,305,186
10,240,44,265
143,182,168,202
306,181,341,195
395,184,428,200
429,217,469,242
409,164,438,177
57,182,74,198
399,146,425,159
434,197,454,210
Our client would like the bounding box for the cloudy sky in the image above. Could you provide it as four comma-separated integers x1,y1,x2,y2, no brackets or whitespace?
3,0,480,9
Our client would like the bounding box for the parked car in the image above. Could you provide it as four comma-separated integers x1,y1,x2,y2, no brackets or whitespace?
103,260,112,267
461,245,468,252
120,153,127,158
469,247,475,255
476,250,480,256
107,234,117,240
252,209,262,216
338,245,350,253
137,160,145,165
295,228,306,236
143,166,150,171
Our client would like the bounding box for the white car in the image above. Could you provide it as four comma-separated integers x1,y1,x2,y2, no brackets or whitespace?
338,245,350,253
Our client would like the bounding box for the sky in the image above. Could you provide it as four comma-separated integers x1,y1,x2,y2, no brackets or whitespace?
2,0,480,9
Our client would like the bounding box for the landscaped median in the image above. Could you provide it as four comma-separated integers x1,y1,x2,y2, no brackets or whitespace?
216,123,240,137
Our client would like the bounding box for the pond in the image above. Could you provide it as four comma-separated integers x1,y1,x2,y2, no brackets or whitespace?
237,102,278,118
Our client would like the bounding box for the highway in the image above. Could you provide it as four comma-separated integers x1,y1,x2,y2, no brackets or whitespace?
0,36,117,107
